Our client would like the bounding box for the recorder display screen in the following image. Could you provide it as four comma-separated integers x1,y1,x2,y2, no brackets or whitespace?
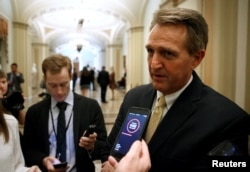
113,112,148,156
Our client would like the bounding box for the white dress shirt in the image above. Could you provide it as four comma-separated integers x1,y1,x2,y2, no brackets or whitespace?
154,75,193,118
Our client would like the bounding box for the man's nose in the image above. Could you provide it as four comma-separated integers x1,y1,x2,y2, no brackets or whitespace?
55,86,64,94
150,54,162,68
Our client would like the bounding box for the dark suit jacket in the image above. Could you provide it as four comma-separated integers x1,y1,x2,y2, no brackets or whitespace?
7,72,24,94
23,93,107,172
102,71,250,171
97,70,110,86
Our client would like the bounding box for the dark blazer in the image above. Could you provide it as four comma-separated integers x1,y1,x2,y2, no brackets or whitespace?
97,70,110,86
103,71,250,171
23,92,107,172
7,72,24,94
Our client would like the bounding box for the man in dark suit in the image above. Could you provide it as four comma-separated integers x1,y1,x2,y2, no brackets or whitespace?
101,8,250,171
7,62,24,95
97,66,110,103
23,54,107,172
72,67,78,92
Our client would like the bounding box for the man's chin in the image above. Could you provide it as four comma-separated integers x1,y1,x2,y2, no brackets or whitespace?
152,82,163,90
54,96,65,102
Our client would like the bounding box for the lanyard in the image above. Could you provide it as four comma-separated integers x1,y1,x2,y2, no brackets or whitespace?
50,107,73,138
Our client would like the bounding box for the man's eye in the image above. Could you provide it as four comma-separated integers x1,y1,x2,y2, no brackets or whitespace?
49,85,57,88
60,84,67,87
161,50,174,58
146,48,154,56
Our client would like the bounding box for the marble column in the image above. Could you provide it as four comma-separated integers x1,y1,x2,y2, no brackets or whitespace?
126,26,144,91
13,22,32,99
32,43,49,89
107,44,123,81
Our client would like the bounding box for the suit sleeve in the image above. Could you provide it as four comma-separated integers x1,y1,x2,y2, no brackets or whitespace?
91,100,108,160
22,104,49,171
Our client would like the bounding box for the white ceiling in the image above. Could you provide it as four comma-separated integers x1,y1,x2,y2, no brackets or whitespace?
11,0,149,52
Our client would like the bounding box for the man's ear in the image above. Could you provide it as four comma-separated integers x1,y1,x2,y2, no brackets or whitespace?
191,49,205,69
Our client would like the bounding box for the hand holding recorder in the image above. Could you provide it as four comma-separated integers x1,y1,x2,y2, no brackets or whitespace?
110,107,151,161
108,140,151,172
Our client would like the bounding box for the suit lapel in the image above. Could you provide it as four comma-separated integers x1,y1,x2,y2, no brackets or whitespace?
40,99,51,153
148,71,202,154
148,97,197,153
141,86,156,108
72,93,81,148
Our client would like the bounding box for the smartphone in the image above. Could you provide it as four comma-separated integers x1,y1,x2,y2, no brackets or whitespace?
53,161,68,169
110,107,151,161
84,124,96,137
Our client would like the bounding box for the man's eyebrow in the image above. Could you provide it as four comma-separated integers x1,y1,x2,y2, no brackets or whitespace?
47,81,68,85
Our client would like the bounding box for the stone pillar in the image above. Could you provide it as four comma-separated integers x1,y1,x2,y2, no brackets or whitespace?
32,43,49,89
98,49,106,70
107,44,123,81
13,22,32,98
126,26,144,91
235,0,249,110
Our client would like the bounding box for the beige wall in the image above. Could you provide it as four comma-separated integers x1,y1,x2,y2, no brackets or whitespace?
202,0,249,112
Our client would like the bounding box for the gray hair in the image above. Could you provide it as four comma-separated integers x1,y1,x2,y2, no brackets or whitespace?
150,8,208,55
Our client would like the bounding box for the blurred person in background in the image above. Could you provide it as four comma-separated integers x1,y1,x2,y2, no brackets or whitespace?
7,63,24,96
109,67,116,100
72,67,78,92
79,66,91,97
97,66,110,103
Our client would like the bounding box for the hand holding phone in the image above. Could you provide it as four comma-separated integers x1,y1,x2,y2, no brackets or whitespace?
53,161,68,169
110,107,151,161
84,124,96,137
53,154,68,169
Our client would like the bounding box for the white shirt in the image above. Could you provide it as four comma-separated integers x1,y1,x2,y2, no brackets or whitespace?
49,91,76,172
0,114,30,172
154,75,193,118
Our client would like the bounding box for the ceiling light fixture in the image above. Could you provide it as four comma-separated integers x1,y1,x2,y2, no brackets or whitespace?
76,44,82,52
76,18,84,52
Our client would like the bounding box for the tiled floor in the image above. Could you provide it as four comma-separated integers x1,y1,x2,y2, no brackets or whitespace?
25,85,126,172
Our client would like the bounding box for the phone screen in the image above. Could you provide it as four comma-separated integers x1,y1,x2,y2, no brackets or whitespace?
110,107,151,161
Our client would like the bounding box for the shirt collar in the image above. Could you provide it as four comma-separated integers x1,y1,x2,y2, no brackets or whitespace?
51,91,74,108
157,75,193,110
